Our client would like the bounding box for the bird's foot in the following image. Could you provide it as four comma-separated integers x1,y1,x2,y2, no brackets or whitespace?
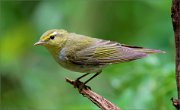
73,79,91,92
79,83,91,91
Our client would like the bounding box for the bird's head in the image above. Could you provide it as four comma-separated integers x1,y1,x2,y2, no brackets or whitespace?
34,29,68,48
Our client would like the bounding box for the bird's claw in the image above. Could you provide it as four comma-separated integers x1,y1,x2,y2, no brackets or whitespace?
79,84,91,90
73,79,81,88
73,79,91,92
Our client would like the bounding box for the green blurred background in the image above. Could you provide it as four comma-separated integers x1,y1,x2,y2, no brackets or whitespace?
0,0,176,110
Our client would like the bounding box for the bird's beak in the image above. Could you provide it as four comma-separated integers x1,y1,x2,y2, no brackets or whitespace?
34,41,46,46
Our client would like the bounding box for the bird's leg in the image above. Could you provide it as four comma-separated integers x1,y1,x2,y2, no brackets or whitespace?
78,71,102,91
84,71,101,85
74,71,102,91
73,73,90,89
76,73,90,81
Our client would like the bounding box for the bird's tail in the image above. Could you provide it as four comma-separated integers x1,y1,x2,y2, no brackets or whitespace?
134,48,165,54
122,44,165,54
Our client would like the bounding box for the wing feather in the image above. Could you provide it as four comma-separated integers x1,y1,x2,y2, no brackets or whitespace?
68,39,147,65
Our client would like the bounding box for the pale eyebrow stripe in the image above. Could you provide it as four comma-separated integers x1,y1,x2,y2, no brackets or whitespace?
42,31,58,41
51,31,58,36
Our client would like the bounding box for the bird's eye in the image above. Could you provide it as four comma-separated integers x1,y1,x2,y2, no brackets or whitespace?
50,35,55,40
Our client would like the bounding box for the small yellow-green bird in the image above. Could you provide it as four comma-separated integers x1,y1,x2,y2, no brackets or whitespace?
34,29,164,87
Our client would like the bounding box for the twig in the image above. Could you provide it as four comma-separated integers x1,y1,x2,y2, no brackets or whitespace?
171,0,180,109
65,78,121,110
171,98,180,109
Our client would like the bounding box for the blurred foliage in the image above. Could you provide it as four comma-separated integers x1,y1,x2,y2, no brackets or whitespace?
0,0,176,110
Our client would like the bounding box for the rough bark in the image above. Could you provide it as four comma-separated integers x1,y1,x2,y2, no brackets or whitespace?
65,78,121,110
171,0,180,109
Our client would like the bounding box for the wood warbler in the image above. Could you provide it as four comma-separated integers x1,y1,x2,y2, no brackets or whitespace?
34,29,164,87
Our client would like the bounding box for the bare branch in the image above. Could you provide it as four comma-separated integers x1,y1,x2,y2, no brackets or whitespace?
65,78,121,110
171,0,180,109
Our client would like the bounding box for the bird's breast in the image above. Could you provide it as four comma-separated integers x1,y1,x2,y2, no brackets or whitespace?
55,48,104,73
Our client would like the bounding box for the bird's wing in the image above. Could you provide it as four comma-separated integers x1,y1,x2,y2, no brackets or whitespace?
68,39,147,65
